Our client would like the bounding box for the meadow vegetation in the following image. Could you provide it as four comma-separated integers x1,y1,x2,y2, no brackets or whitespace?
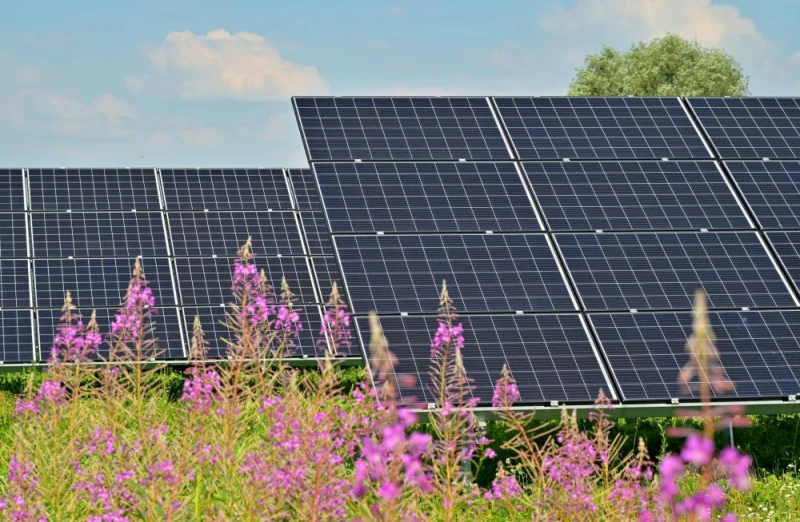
0,238,798,521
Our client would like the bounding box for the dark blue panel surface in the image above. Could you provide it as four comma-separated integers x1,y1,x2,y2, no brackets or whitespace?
495,97,709,160
36,307,185,361
175,256,316,306
766,231,800,291
301,211,333,256
0,170,25,211
0,214,29,258
287,169,319,210
311,256,346,304
168,211,304,257
358,314,612,405
315,162,541,233
183,305,326,359
28,168,160,211
294,97,510,161
0,260,30,308
160,168,293,210
0,310,34,363
524,161,750,231
33,258,176,308
334,233,574,314
689,98,800,159
556,232,794,311
726,161,800,229
31,212,168,258
591,310,800,401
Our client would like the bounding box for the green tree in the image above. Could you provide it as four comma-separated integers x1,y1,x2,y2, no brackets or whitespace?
568,33,749,97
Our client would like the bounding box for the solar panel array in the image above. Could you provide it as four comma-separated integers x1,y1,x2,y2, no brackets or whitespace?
294,96,800,406
7,96,800,409
0,168,349,364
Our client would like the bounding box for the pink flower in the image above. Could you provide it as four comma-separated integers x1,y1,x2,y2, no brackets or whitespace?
681,434,714,467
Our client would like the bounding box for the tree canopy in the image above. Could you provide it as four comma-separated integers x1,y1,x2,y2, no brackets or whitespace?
567,33,749,97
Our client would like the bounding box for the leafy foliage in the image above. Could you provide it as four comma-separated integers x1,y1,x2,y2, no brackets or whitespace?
568,33,749,96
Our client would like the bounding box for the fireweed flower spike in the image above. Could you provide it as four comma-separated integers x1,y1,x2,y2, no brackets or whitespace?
50,291,102,364
109,258,159,362
319,282,352,356
227,237,277,358
658,290,752,521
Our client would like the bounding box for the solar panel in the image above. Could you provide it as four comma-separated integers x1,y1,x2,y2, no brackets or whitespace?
36,307,185,361
688,98,800,159
174,256,317,306
555,232,796,311
31,212,168,258
0,310,35,363
311,256,346,304
182,305,326,359
590,310,800,401
494,97,710,160
287,169,319,210
0,170,25,211
301,211,334,256
314,162,542,234
0,260,31,308
293,97,511,161
160,168,293,211
0,214,29,258
33,258,177,308
357,314,613,405
28,168,160,211
334,233,575,314
725,161,800,229
524,161,751,231
167,211,304,257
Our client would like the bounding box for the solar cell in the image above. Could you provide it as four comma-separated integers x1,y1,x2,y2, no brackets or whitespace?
300,211,334,256
167,211,304,257
0,169,25,211
590,310,800,401
0,310,35,363
31,212,168,258
182,305,327,359
0,260,31,308
494,97,710,160
28,168,160,211
174,256,317,306
725,161,800,229
293,97,511,161
0,214,29,258
160,168,293,210
314,162,541,234
36,307,185,361
287,169,319,210
33,258,177,308
357,314,613,405
334,233,575,314
555,232,796,311
524,161,750,231
688,98,800,159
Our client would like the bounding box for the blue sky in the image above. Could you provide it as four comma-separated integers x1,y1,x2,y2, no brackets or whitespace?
1,0,799,168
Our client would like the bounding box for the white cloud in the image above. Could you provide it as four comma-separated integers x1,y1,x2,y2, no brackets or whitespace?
0,89,222,152
144,29,328,101
540,0,765,49
125,75,147,93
